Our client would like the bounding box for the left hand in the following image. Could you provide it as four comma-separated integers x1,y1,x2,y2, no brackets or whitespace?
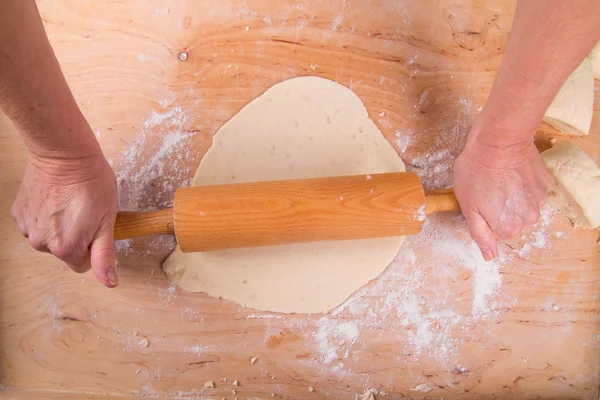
11,150,119,287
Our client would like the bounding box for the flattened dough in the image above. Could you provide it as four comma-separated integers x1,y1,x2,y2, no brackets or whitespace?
541,141,600,229
163,77,406,313
542,58,594,136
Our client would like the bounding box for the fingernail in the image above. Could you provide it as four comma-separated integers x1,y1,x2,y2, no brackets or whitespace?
107,269,119,287
483,250,494,261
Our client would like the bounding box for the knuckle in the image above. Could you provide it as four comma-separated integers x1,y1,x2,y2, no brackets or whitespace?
523,209,540,225
503,223,523,239
68,262,91,274
28,235,47,252
48,236,84,263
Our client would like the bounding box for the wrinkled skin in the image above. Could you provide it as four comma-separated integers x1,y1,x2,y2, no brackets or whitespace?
11,152,119,287
454,132,553,261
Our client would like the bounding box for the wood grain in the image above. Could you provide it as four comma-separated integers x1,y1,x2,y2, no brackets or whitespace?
173,172,424,252
1,0,599,399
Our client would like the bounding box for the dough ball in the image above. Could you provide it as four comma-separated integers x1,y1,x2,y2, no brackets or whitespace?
588,40,600,80
542,58,594,136
541,141,600,229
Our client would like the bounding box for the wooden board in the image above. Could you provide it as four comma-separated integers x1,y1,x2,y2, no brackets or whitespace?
1,0,599,399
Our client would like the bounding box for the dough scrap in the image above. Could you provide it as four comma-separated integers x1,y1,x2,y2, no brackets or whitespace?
588,40,600,80
163,77,406,313
542,58,594,136
541,141,600,229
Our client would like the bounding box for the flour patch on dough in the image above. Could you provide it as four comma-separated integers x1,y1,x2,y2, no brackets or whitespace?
163,77,406,314
542,58,594,136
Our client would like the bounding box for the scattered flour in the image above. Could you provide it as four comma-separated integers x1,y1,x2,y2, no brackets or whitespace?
158,283,177,307
316,318,360,364
117,105,196,211
185,345,205,354
395,129,413,154
294,212,516,375
515,207,555,258
409,148,452,189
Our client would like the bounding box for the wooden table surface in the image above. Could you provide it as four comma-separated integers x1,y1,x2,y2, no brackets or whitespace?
1,1,599,399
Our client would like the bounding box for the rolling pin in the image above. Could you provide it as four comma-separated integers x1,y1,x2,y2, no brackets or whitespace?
114,172,460,252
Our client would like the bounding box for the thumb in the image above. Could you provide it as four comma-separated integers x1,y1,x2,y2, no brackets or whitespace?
90,220,118,288
464,210,498,261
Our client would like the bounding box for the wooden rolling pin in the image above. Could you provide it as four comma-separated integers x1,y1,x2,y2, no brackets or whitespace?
114,172,460,252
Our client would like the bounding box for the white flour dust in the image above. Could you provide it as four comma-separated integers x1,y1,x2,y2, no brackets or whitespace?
272,212,523,379
513,207,559,258
316,318,360,363
402,96,477,190
395,128,413,154
117,106,197,211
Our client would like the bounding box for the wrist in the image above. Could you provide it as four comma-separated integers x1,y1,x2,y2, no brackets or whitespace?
23,110,102,161
464,122,534,169
29,150,110,182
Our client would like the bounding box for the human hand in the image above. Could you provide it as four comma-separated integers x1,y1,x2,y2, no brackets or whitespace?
453,129,553,261
11,151,119,287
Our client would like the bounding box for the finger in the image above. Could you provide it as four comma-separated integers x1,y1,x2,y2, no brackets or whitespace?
494,215,524,241
15,219,28,238
464,211,498,261
28,233,50,253
66,256,92,275
46,233,90,272
521,203,541,226
90,221,118,288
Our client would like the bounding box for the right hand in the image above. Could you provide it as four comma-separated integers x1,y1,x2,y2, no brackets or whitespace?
11,150,119,287
453,130,553,261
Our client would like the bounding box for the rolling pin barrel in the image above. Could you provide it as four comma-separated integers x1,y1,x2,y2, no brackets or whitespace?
113,172,461,252
174,172,425,252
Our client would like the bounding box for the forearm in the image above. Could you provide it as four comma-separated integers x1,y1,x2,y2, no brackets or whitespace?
473,0,600,147
0,0,99,159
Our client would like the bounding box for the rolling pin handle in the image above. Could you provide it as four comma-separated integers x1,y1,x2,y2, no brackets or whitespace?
424,189,461,214
113,209,175,240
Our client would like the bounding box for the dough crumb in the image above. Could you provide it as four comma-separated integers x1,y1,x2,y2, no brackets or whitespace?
137,338,149,348
271,393,275,397
133,331,139,336
232,389,237,395
223,377,228,382
233,380,239,386
360,388,376,400
550,138,557,144
250,357,258,364
380,391,388,396
552,304,560,311
409,383,432,393
271,375,276,380
308,386,315,392
135,369,140,374
204,381,215,388
365,174,372,180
